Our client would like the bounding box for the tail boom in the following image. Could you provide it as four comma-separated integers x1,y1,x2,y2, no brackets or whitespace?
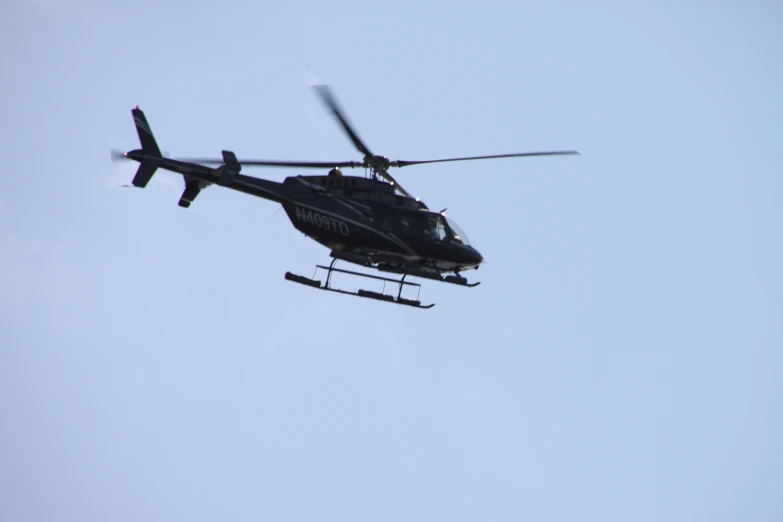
121,107,286,205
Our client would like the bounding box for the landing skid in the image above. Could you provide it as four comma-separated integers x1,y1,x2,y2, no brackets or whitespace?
284,260,435,309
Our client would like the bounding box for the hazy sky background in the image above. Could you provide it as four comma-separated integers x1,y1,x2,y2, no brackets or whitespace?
1,1,781,521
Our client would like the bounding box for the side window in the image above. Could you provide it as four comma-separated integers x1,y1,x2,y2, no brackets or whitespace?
405,218,425,238
423,219,433,238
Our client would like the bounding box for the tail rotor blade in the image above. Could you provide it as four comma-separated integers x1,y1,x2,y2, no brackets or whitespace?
111,149,131,163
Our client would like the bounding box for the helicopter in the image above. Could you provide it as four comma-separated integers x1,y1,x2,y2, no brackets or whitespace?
112,85,579,308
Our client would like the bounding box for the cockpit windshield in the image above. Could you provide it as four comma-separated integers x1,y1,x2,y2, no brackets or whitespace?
443,215,471,246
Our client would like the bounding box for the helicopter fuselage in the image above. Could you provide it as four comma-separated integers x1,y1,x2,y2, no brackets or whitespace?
127,150,483,274
278,174,484,272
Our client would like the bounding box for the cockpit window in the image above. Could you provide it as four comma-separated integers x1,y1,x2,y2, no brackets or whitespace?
429,218,448,240
444,215,471,245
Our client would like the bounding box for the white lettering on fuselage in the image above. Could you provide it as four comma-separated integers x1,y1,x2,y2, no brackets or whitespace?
295,206,349,236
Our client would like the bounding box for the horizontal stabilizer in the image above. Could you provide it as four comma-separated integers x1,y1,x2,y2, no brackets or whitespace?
178,178,202,208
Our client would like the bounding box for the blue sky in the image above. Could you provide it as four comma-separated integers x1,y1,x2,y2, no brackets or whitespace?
1,1,781,520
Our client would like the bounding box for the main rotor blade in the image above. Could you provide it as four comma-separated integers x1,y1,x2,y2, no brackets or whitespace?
176,158,363,169
313,84,373,157
376,167,415,199
389,150,580,168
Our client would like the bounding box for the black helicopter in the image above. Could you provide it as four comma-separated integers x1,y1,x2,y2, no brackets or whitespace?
113,85,578,308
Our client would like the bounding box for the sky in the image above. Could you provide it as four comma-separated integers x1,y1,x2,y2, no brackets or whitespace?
1,0,781,521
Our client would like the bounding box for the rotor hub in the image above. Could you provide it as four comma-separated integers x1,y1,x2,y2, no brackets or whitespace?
364,155,390,171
